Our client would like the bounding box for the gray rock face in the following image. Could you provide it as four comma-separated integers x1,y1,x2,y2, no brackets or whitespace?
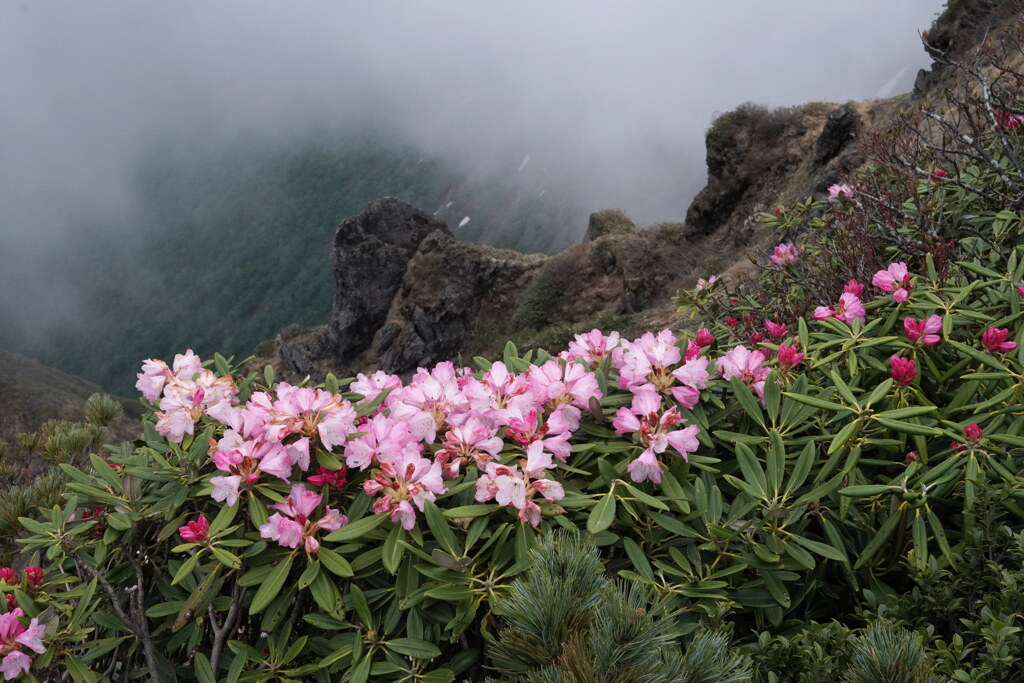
585,209,636,242
328,198,451,365
814,104,859,166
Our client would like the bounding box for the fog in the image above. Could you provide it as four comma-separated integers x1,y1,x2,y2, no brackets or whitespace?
1,1,942,372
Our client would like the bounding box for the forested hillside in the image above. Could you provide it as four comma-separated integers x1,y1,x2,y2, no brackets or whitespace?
0,126,579,395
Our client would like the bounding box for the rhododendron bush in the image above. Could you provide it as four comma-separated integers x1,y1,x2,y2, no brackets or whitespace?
7,33,1024,683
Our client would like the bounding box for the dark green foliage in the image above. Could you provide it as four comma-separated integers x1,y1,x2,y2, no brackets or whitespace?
486,532,751,683
84,392,124,426
842,621,933,683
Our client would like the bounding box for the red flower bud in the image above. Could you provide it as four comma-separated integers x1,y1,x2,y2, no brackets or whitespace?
889,355,917,386
963,423,983,444
4,595,14,611
0,569,17,586
24,566,43,589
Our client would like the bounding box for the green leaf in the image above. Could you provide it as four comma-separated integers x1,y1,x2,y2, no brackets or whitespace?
318,547,354,577
874,406,938,420
735,442,768,498
620,482,669,510
762,570,791,608
730,377,765,427
622,537,654,581
840,485,896,497
648,511,700,538
194,653,216,683
387,638,442,660
790,534,847,562
171,550,203,586
65,656,98,683
298,559,320,589
784,442,815,497
442,504,500,519
766,430,785,495
323,513,388,542
873,417,941,436
783,392,850,413
382,524,405,574
210,546,242,571
89,453,122,492
423,500,460,557
250,555,293,614
209,499,239,535
587,491,616,534
854,510,904,569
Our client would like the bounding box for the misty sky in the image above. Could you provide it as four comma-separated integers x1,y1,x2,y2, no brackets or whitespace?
1,1,942,345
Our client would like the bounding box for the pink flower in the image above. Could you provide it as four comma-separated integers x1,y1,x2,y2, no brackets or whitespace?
612,391,700,483
890,355,917,386
307,466,347,488
844,280,865,297
474,442,564,526
259,484,347,553
565,329,622,368
695,275,718,291
178,514,209,543
872,262,912,303
981,327,1017,353
770,242,799,267
0,608,46,680
434,416,504,478
717,346,770,399
776,344,804,371
0,571,15,587
929,169,947,182
1018,285,1024,298
827,184,855,202
764,320,788,339
22,568,41,591
363,450,446,530
814,292,866,325
210,475,242,507
904,315,942,346
350,370,403,405
963,423,983,444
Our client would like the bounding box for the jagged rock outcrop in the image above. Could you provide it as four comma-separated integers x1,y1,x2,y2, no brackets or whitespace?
328,199,451,366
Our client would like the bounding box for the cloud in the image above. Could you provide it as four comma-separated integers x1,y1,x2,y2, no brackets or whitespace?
0,0,941,342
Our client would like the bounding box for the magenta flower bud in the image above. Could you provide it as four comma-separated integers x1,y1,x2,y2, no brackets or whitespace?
23,567,42,589
749,332,764,344
725,317,738,328
843,280,865,297
0,569,17,586
776,344,804,371
889,355,917,386
963,423,983,444
981,327,1017,353
178,514,209,544
764,320,788,339
694,328,715,348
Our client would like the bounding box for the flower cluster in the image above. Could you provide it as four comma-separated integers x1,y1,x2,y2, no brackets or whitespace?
0,609,45,680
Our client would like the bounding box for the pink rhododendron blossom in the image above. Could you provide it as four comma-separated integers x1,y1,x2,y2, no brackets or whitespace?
344,413,419,471
350,370,403,405
612,390,700,484
461,361,537,425
503,408,572,462
904,315,942,346
178,514,209,543
527,360,602,411
671,355,710,406
0,608,46,680
616,331,684,395
262,383,356,452
827,184,855,201
565,329,622,368
695,275,718,290
981,327,1017,353
435,416,504,478
872,262,912,302
843,280,865,297
153,367,238,444
814,292,866,326
209,437,298,502
474,442,563,526
259,484,346,553
363,450,446,530
717,346,770,400
769,242,799,266
390,362,470,443
890,355,917,386
764,320,788,339
210,475,242,507
776,344,804,371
